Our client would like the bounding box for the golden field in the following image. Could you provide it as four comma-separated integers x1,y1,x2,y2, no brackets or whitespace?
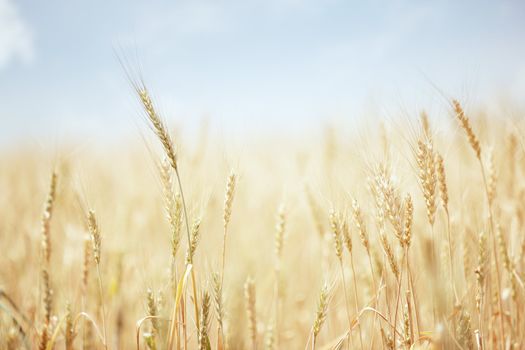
0,90,524,350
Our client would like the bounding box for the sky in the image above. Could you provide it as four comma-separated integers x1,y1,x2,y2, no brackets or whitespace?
0,0,524,145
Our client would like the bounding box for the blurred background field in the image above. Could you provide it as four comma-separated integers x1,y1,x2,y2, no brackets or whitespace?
1,0,525,349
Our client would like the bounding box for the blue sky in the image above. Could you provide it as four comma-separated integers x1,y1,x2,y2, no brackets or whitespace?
0,0,524,145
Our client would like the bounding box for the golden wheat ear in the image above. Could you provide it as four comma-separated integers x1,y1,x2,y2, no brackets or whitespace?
312,283,330,349
41,171,57,266
452,100,481,159
86,210,108,349
244,276,257,350
137,85,178,172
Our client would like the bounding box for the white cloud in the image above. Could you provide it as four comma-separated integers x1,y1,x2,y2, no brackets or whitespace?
0,0,33,69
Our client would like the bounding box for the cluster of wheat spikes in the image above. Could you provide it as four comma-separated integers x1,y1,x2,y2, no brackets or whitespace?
1,82,525,350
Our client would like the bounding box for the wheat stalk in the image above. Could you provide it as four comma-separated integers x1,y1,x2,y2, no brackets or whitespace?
87,210,107,350
312,283,330,349
135,81,201,337
221,170,237,285
244,277,257,350
145,289,159,350
185,217,202,265
273,203,285,347
41,171,57,266
415,139,437,227
159,158,183,261
452,100,505,346
39,268,53,350
212,272,225,349
198,291,211,350
65,302,75,350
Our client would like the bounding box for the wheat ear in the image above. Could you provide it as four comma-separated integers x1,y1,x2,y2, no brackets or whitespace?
221,170,237,284
452,100,504,344
134,81,200,335
312,283,330,350
244,277,257,350
87,210,107,350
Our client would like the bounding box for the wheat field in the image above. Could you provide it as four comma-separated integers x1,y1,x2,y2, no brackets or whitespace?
0,87,524,350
